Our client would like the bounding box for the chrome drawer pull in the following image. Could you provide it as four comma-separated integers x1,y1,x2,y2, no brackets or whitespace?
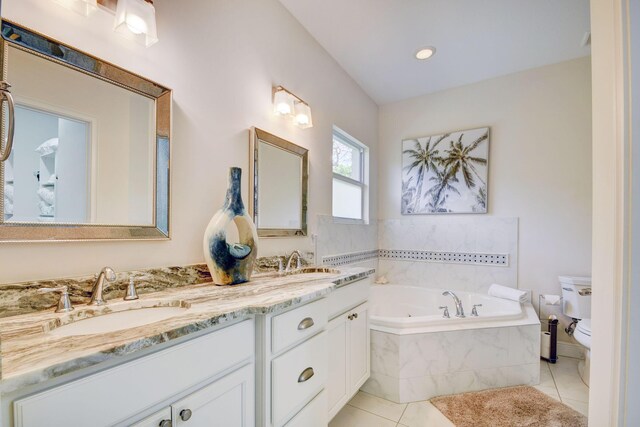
159,420,172,427
297,317,315,330
180,409,192,421
578,288,592,296
298,367,315,383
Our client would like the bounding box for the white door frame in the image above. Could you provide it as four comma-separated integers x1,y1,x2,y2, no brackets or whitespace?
590,0,638,425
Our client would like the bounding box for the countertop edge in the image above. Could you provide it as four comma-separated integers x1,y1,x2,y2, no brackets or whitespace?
0,268,375,393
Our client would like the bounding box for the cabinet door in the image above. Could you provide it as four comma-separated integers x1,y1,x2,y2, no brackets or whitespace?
285,391,327,427
327,314,349,420
348,303,370,391
130,407,172,427
172,363,254,427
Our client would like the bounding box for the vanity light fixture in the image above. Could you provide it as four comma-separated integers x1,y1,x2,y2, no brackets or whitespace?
294,101,313,129
52,0,99,16
273,86,313,129
415,46,436,60
114,0,158,47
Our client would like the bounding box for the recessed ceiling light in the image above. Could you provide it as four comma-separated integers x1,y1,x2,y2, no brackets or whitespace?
415,47,436,60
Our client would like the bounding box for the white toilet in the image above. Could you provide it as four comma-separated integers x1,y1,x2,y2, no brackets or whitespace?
559,276,592,386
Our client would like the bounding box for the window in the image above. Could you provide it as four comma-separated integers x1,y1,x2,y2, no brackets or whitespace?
332,126,368,221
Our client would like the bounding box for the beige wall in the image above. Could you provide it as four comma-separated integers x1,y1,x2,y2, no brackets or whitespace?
0,0,378,283
378,57,592,305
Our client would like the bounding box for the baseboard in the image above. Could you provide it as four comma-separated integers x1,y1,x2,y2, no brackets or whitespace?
557,341,585,359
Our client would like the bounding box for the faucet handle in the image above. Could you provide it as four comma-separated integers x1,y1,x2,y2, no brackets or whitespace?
439,306,450,318
471,304,483,317
38,285,74,313
124,277,139,301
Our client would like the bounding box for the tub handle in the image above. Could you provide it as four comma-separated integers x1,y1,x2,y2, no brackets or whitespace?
439,306,450,319
471,304,483,317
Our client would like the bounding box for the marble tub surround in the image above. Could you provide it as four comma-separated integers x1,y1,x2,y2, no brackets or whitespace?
0,266,374,392
377,217,518,293
362,304,540,403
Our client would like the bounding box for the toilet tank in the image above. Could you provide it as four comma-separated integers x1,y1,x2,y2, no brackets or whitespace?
559,276,592,319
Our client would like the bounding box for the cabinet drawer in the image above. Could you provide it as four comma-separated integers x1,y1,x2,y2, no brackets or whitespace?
327,277,370,320
130,407,172,427
14,320,254,427
284,390,327,427
271,332,327,427
271,298,327,354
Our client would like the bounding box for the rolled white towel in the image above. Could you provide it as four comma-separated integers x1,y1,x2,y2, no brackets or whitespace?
35,137,59,156
37,187,55,205
542,294,561,305
488,284,527,303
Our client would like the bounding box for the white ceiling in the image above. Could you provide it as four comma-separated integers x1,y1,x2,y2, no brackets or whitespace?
278,0,591,105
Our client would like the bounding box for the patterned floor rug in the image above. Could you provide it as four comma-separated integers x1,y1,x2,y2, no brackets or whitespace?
430,385,588,427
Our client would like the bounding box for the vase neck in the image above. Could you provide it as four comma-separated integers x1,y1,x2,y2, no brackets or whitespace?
224,167,245,215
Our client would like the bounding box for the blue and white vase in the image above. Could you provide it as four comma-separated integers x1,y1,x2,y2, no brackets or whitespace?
203,167,258,285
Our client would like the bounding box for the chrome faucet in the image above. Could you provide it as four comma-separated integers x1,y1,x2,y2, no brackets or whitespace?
442,290,465,318
90,267,116,306
285,250,303,272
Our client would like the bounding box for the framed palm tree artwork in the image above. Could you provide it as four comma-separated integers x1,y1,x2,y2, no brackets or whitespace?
401,127,489,214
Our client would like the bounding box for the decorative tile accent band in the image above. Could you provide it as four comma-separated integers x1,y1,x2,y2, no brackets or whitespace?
379,249,509,266
323,250,379,267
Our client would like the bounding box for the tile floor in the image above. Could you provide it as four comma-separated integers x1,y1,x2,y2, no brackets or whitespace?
330,356,589,427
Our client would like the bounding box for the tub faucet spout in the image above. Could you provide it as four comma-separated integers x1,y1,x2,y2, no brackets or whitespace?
442,290,465,318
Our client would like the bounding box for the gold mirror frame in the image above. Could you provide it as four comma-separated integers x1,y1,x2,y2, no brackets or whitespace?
250,128,308,237
0,20,172,242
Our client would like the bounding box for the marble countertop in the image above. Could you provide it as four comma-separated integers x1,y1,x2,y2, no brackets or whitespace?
0,267,374,393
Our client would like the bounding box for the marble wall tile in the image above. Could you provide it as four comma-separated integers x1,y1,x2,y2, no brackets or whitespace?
376,217,518,292
315,215,378,262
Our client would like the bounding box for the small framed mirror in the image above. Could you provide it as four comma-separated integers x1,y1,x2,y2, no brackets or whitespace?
0,20,171,242
250,128,308,237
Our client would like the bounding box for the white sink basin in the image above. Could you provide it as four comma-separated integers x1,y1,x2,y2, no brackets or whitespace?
48,306,189,337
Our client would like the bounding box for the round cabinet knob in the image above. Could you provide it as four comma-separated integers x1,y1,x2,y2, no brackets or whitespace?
180,409,192,422
159,420,172,427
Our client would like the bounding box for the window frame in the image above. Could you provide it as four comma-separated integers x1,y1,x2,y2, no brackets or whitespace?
332,127,368,223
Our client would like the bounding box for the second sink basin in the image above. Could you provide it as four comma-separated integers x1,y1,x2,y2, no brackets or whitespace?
47,306,189,337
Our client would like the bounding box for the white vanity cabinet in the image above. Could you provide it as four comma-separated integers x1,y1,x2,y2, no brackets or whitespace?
326,278,371,420
12,319,255,427
256,297,329,427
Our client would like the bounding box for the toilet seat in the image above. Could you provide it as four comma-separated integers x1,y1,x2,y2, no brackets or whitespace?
574,318,591,349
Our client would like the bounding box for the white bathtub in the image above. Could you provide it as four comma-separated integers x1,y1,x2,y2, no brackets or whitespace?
362,284,541,402
370,285,526,334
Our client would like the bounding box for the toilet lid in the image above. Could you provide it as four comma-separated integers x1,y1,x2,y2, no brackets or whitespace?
577,319,591,336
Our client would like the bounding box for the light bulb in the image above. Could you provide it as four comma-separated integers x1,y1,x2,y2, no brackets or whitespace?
126,14,148,35
273,89,294,116
276,103,291,115
294,101,313,129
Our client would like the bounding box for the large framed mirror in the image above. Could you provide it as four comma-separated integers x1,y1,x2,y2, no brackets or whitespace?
0,20,171,242
250,128,308,237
